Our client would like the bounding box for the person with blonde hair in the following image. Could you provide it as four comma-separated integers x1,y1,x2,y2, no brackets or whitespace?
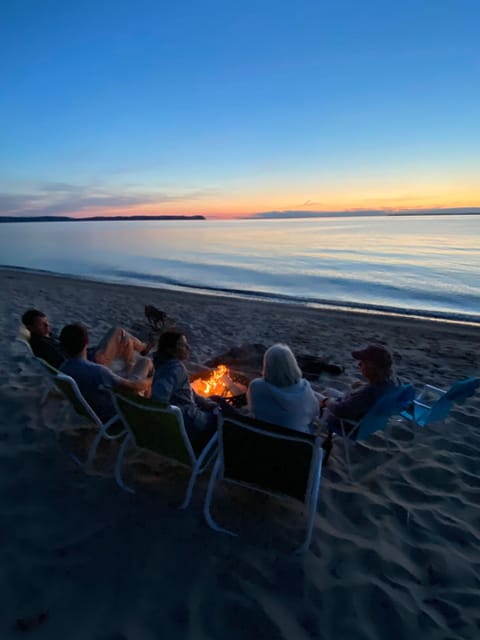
247,343,320,432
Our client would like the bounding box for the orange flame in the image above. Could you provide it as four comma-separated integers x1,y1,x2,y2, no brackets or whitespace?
191,364,234,398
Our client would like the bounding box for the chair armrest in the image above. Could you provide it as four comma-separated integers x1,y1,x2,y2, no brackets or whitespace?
416,383,445,403
413,400,432,410
103,414,127,439
423,384,446,395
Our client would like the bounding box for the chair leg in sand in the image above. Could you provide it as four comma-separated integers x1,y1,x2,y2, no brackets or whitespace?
111,391,219,508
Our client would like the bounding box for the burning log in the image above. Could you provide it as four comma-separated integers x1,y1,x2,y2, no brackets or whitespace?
191,365,247,399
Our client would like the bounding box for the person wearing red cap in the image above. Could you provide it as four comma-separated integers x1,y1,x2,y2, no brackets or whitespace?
319,343,396,435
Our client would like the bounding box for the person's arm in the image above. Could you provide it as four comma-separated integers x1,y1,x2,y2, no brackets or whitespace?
194,390,218,410
115,376,151,395
246,379,260,417
97,364,151,396
307,385,322,419
151,367,177,405
326,385,372,421
320,396,333,411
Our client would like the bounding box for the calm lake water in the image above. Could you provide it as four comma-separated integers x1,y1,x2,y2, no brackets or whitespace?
1,215,479,323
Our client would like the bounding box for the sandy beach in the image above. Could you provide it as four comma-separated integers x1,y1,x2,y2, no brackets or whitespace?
1,266,479,640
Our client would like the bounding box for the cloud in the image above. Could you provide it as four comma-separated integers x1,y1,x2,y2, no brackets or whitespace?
360,195,426,204
279,199,328,211
0,194,38,211
0,182,212,217
40,182,83,193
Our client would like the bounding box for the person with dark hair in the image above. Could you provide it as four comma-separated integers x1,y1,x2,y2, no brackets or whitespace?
21,309,64,369
151,330,219,447
21,308,153,377
59,323,151,422
319,344,397,434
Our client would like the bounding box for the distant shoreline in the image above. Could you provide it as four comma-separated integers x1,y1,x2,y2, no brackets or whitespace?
250,210,480,219
1,211,479,222
0,214,206,223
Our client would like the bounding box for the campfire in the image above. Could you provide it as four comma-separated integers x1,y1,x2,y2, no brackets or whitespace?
191,364,248,403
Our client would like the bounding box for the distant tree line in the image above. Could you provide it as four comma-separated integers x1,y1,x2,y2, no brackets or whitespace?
0,215,206,223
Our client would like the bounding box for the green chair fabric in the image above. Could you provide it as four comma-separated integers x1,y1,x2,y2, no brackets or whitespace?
111,391,219,508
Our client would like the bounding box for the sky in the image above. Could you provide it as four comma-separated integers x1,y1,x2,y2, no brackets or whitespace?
1,0,479,219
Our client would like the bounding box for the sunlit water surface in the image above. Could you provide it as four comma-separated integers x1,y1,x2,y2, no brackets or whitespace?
1,216,479,322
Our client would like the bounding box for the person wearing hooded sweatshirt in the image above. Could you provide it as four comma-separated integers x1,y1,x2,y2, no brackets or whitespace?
247,343,320,432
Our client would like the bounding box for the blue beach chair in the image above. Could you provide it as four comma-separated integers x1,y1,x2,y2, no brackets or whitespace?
401,377,479,428
335,384,415,479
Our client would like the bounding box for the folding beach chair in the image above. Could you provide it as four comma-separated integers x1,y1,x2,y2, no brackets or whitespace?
334,384,415,479
15,330,61,399
35,357,59,375
15,334,34,357
52,373,125,467
34,357,63,404
203,415,323,554
400,377,479,428
15,332,62,405
111,391,219,508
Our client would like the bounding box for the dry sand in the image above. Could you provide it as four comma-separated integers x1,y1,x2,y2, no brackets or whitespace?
1,266,479,640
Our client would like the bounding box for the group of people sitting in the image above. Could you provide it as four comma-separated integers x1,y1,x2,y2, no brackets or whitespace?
247,342,396,436
22,308,397,448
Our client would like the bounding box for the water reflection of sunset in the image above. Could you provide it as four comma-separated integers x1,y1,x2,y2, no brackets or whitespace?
1,216,478,321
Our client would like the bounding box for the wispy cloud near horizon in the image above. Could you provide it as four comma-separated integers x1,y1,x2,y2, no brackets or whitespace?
0,182,215,218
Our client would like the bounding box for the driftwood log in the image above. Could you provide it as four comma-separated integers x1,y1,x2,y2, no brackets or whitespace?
203,343,343,381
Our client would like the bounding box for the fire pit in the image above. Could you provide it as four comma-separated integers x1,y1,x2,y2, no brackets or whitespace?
190,365,250,408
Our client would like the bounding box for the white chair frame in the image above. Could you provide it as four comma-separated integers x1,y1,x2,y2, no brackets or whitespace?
15,336,60,405
111,393,219,509
53,373,125,467
204,417,323,554
15,336,125,466
15,335,34,357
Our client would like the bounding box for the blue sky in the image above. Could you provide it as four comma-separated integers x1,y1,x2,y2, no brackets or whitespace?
1,0,479,218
